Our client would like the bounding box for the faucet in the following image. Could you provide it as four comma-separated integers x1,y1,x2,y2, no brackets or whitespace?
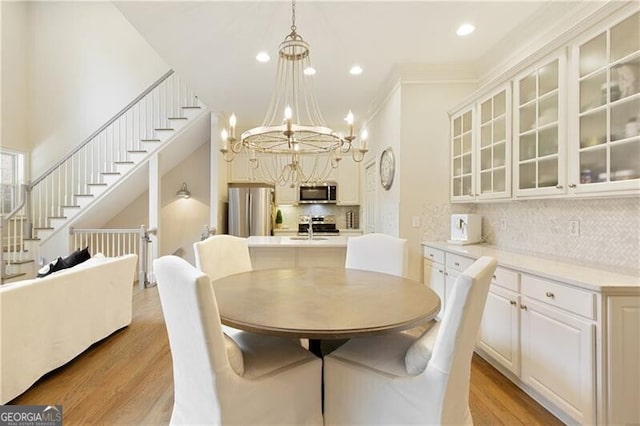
308,223,314,240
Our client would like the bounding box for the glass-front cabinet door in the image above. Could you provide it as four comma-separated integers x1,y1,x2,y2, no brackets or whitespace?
514,53,566,197
476,85,511,200
571,11,640,194
450,107,475,202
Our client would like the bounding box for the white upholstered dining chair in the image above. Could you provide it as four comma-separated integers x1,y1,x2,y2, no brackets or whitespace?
345,233,408,277
193,234,253,337
154,255,323,426
324,256,498,425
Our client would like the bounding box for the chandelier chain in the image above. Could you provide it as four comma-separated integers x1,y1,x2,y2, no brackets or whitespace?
291,0,297,33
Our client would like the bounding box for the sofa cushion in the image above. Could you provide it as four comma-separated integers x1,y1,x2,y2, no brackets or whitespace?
36,257,69,278
64,247,91,268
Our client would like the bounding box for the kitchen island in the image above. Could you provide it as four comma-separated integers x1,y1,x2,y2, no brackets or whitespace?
248,236,349,270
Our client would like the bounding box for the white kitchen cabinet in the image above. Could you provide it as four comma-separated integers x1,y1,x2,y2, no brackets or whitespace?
423,248,474,320
423,259,446,320
228,151,257,182
514,52,567,197
569,10,640,196
478,283,521,376
336,157,360,205
275,183,298,205
607,296,640,426
450,85,511,202
520,296,595,424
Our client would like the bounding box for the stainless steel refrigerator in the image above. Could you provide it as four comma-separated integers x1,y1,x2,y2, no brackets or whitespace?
228,183,275,237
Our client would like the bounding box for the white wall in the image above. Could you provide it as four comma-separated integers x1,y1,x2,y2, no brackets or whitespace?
399,77,477,281
1,2,29,153
105,144,211,266
364,85,402,236
24,2,169,179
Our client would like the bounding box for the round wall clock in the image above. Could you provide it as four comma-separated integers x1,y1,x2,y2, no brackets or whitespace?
379,147,395,190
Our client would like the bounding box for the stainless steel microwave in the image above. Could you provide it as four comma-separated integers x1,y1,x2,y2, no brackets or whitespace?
299,183,337,204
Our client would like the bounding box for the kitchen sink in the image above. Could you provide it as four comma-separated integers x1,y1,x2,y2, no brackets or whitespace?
288,237,329,241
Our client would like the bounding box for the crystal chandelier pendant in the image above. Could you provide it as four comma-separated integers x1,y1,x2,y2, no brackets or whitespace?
220,0,368,186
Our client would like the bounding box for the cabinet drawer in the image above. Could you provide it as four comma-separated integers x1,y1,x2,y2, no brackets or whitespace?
492,267,519,292
521,274,595,319
446,253,474,272
423,246,445,264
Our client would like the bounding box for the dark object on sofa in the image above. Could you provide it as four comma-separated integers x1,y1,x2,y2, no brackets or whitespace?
36,257,69,278
64,247,91,268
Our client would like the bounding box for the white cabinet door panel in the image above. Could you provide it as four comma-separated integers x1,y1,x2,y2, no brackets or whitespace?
521,297,595,425
478,285,520,375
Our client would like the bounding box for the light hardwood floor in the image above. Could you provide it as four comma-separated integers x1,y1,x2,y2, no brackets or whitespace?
10,284,562,425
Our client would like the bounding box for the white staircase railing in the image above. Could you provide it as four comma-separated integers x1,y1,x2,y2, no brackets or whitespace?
1,69,203,282
70,225,156,288
29,69,198,233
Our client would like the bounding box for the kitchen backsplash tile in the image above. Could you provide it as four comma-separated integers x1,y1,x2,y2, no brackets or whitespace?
422,198,640,273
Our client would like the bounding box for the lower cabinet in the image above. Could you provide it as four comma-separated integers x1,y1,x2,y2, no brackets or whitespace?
478,284,520,376
249,247,346,270
520,297,595,425
424,245,603,424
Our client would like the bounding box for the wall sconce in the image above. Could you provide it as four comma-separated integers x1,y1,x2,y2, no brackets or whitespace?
176,182,191,199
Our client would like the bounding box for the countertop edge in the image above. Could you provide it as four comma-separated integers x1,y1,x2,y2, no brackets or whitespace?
422,241,640,293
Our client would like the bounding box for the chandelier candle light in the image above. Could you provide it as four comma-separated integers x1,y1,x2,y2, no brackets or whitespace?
220,0,368,186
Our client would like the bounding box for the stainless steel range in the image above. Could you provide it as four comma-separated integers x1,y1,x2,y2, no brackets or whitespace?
298,215,340,235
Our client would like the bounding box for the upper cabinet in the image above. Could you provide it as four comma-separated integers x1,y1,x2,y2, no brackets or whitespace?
477,86,511,200
450,85,511,202
449,7,639,202
570,11,640,195
450,107,475,201
514,54,566,197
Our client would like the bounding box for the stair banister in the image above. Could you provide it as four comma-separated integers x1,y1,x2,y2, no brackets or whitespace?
29,70,175,189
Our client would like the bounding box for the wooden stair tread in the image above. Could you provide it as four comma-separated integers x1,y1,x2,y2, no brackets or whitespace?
114,161,134,165
182,106,202,109
34,227,54,230
154,128,175,131
140,139,161,142
127,150,148,153
88,183,108,186
100,172,121,175
1,272,26,281
168,117,188,120
74,194,94,197
48,216,67,219
61,205,81,208
4,259,34,265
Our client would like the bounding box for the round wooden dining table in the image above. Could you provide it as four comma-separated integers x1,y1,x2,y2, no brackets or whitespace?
212,267,441,356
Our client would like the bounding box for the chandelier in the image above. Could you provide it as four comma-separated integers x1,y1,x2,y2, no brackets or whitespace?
219,0,368,186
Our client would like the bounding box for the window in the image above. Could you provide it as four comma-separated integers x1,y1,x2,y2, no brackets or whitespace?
0,150,26,215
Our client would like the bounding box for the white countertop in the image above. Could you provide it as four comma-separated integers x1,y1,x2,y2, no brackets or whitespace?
422,241,640,293
248,236,349,248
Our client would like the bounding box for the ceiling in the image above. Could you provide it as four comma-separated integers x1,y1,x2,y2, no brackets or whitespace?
114,1,587,130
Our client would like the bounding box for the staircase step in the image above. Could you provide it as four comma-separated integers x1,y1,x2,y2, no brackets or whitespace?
127,150,148,154
88,183,108,186
114,161,134,165
34,227,54,231
61,205,81,209
154,128,175,131
101,172,121,175
4,259,34,265
140,139,161,142
182,106,202,109
168,117,188,120
75,194,94,198
1,272,26,282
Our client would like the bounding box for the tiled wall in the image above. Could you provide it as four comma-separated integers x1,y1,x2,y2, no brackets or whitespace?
421,198,640,273
275,205,361,231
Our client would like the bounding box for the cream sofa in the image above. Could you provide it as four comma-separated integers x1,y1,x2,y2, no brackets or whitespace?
0,254,138,403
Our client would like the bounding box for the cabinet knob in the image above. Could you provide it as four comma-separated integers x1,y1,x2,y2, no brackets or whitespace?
492,274,497,280
555,185,563,189
454,262,460,267
545,291,555,299
568,183,577,188
438,269,444,274
520,305,528,311
429,253,434,257
510,300,517,306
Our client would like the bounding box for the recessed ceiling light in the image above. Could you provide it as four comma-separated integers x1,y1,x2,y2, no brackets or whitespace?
456,23,475,37
256,51,270,63
350,65,363,75
303,67,316,76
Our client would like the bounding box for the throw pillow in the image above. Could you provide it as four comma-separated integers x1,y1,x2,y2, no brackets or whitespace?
64,246,91,268
36,257,69,278
224,333,244,376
